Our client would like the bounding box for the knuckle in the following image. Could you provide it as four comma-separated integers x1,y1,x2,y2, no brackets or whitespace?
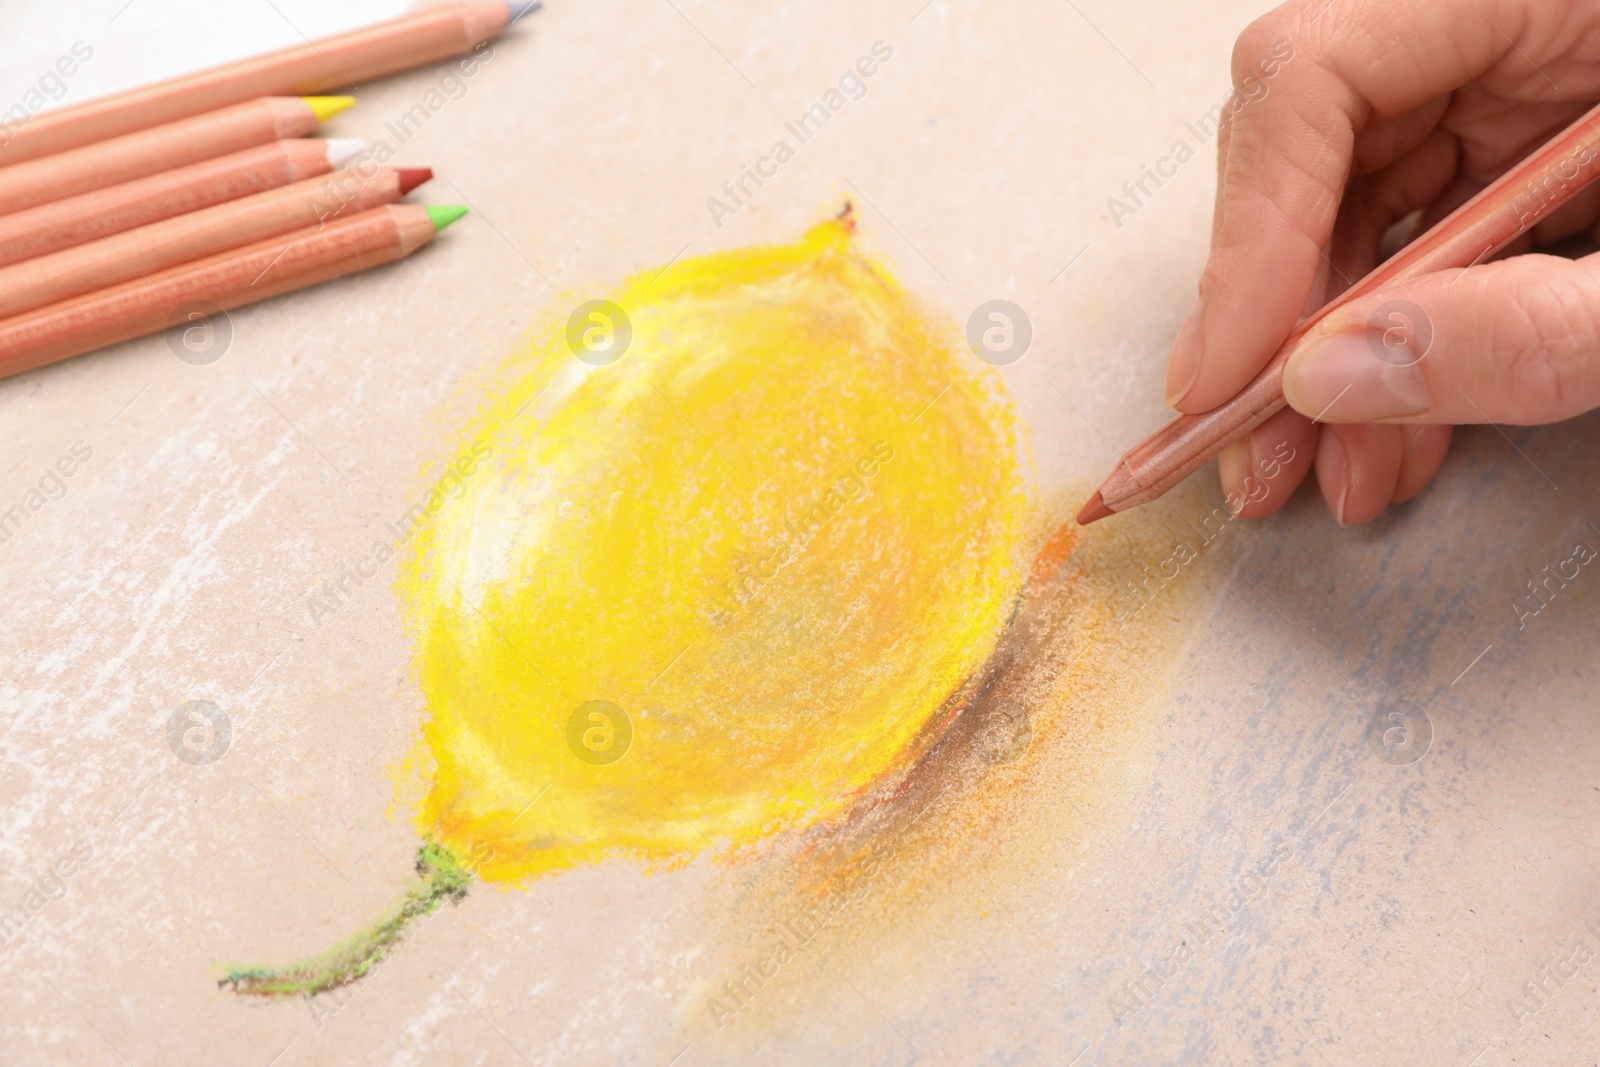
1231,16,1288,83
1493,270,1600,423
1270,129,1347,223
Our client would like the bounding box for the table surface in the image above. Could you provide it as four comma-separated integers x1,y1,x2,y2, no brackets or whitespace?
3,2,1598,1065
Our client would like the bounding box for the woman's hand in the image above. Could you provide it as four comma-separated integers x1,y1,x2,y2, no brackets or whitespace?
1171,0,1600,523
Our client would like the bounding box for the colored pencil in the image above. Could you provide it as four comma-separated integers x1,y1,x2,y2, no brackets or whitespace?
1077,100,1600,524
0,167,433,321
0,204,468,380
0,96,352,219
0,2,540,167
0,138,364,270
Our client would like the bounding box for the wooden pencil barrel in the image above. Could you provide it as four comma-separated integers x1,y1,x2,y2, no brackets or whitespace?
0,169,407,320
1093,101,1600,516
0,139,335,269
0,205,436,380
0,3,510,167
0,97,318,219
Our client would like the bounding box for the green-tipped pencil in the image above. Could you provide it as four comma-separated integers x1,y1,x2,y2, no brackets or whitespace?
0,203,468,381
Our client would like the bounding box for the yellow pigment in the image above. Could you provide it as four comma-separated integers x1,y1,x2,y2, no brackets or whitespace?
399,217,1030,881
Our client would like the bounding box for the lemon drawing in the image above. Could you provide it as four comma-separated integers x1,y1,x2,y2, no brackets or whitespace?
225,212,1030,996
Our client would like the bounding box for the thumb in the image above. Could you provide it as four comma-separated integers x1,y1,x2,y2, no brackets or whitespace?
1282,254,1600,425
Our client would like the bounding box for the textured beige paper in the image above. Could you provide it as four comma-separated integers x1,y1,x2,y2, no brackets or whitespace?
2,1,1598,1064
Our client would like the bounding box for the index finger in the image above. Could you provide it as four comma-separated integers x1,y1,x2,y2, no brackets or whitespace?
1168,0,1571,414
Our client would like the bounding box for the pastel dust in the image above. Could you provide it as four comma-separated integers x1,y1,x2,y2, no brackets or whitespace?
680,501,1215,1047
398,210,1034,882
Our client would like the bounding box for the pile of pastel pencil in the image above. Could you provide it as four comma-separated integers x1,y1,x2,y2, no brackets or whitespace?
0,1,540,381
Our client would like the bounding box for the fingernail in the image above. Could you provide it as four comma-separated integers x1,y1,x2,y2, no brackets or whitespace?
1217,438,1252,509
1318,429,1349,526
1284,329,1431,422
1165,297,1206,408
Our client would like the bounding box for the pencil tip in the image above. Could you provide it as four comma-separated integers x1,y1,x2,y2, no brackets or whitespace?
304,96,356,124
506,0,544,23
324,138,365,167
397,167,434,195
426,205,469,232
1075,492,1114,526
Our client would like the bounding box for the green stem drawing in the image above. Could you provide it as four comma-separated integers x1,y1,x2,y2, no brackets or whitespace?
219,842,473,998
